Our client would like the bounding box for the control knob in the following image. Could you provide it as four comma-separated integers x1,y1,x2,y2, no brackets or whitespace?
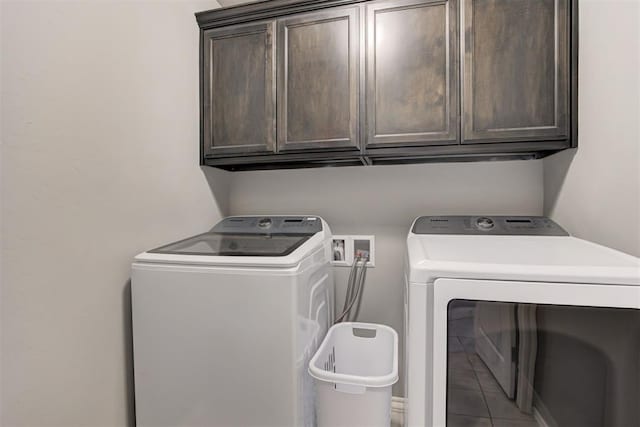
476,217,495,231
258,218,272,229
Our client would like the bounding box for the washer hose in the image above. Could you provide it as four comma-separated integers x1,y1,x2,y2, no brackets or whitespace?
335,256,368,323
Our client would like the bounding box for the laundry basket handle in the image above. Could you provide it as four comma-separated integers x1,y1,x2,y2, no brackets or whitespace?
352,327,376,338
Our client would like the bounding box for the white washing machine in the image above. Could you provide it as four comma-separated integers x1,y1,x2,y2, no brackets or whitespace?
404,216,640,427
132,216,334,427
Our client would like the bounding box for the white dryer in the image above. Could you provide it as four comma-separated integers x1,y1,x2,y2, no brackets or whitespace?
132,216,334,427
404,216,640,427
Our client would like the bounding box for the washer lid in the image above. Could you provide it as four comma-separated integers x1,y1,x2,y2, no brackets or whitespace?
407,226,640,286
134,216,330,267
148,216,322,257
148,232,312,257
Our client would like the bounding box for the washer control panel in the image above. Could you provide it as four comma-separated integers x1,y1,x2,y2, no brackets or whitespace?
412,216,568,236
213,216,322,234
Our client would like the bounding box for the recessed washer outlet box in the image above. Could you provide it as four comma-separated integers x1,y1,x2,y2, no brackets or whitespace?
331,235,375,267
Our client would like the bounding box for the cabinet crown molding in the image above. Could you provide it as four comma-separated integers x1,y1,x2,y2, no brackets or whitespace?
196,0,365,29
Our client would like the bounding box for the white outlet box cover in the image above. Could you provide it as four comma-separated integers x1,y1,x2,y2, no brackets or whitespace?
331,235,375,267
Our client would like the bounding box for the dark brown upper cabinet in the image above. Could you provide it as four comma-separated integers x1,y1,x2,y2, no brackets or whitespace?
462,0,570,143
365,0,459,148
277,7,360,151
196,0,577,170
202,22,276,157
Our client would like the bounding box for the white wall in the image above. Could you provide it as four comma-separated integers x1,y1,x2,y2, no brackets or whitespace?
544,0,640,257
228,160,544,394
0,1,226,426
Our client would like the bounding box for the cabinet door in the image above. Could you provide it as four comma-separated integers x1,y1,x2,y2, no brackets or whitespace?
366,0,459,147
462,0,569,143
202,22,276,157
277,8,360,151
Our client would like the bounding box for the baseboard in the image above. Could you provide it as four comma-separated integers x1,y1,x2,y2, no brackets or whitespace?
391,396,405,426
392,396,405,411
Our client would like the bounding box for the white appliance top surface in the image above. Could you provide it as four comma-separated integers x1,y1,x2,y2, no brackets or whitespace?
419,235,636,266
408,233,640,286
134,215,331,268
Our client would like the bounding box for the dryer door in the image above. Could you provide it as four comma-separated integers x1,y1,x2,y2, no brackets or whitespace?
433,278,640,427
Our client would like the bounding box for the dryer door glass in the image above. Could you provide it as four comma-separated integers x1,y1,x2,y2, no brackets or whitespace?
446,300,640,427
149,232,313,256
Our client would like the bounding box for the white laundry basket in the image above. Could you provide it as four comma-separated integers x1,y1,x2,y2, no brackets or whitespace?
308,322,398,427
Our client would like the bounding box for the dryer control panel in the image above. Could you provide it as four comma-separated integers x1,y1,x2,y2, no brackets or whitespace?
412,216,568,236
213,216,322,234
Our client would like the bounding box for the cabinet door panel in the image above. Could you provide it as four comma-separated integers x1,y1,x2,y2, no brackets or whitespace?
278,8,360,151
203,22,275,156
367,0,458,147
462,0,569,142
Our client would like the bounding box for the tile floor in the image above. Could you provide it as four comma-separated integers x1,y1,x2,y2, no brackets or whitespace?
446,302,539,427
